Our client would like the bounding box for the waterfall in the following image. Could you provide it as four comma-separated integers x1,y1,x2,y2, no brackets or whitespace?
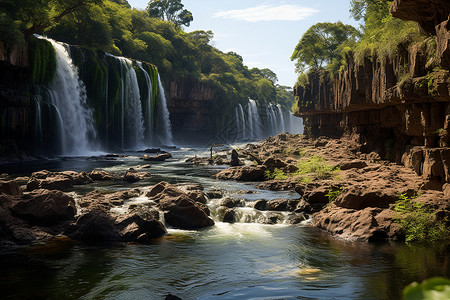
137,62,154,144
236,100,303,142
39,36,96,155
157,74,173,146
117,57,145,150
238,104,246,140
235,107,241,140
276,105,285,134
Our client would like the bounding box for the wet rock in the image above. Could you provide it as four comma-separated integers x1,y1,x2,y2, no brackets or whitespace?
187,191,208,204
266,199,300,212
146,182,170,198
160,196,214,229
0,180,21,196
215,165,267,181
220,197,243,208
230,149,241,166
67,209,120,242
139,148,161,154
11,189,76,226
115,212,166,242
142,153,172,161
205,189,224,199
123,169,151,183
253,199,267,211
88,170,114,181
222,208,236,223
284,212,307,224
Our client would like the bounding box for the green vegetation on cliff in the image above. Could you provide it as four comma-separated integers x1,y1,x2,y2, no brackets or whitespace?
1,0,288,111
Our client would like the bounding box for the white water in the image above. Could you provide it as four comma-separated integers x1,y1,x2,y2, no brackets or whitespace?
137,62,154,144
117,57,145,150
157,74,173,146
39,36,96,155
237,99,303,141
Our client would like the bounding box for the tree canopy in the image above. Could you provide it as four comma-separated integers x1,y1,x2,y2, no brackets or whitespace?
291,22,360,73
146,0,193,27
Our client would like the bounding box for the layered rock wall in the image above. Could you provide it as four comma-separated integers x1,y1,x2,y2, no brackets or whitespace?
294,0,450,186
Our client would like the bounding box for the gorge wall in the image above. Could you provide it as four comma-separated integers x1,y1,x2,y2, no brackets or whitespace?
293,0,450,187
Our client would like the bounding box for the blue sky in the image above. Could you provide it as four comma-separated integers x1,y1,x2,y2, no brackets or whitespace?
127,0,359,86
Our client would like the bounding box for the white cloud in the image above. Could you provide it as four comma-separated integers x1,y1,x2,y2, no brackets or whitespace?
213,5,319,22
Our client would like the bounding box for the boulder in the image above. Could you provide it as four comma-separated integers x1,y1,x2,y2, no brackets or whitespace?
334,186,398,209
266,199,299,212
159,195,214,229
186,191,208,204
88,170,114,181
115,212,166,242
142,153,172,161
263,157,287,169
215,165,267,181
0,180,21,196
27,175,73,191
220,197,243,208
222,209,236,223
123,169,151,183
67,209,120,242
313,206,403,242
230,149,241,166
253,199,267,211
205,189,224,199
11,189,76,225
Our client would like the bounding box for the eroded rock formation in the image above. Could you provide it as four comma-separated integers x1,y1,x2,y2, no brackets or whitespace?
294,0,450,186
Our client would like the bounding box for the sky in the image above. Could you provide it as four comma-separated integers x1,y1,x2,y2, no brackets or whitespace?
127,0,359,87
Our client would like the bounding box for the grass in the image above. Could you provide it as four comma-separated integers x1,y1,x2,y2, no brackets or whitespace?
326,187,343,203
263,155,340,183
393,193,448,243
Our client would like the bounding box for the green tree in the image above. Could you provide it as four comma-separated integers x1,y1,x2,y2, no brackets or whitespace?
291,22,360,73
146,0,193,27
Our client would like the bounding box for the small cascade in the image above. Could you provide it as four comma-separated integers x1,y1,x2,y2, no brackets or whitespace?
39,36,96,155
157,74,173,146
235,99,303,142
137,62,154,143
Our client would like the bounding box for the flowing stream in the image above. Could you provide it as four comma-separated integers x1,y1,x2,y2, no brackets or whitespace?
0,146,449,299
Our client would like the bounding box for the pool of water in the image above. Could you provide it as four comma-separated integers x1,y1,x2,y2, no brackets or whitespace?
1,146,449,299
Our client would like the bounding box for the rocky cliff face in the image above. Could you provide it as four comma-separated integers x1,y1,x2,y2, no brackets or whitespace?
294,0,450,187
0,41,34,158
167,76,233,144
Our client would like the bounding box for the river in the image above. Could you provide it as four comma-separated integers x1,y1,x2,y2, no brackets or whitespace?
0,146,449,299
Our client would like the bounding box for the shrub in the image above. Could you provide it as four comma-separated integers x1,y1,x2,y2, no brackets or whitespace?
326,187,343,203
264,168,288,180
393,193,448,243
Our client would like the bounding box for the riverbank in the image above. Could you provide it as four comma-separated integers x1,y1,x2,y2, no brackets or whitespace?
213,133,450,242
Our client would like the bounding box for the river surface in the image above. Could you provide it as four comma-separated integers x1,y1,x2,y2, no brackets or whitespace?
1,145,449,299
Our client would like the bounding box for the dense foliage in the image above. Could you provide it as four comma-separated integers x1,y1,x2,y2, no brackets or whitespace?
292,0,425,84
0,0,290,110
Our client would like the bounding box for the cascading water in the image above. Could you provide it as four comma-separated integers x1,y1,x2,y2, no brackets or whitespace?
38,36,96,155
117,57,145,150
157,74,173,146
236,99,303,142
137,62,154,143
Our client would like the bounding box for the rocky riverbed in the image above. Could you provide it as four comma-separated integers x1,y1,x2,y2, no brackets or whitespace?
1,133,449,249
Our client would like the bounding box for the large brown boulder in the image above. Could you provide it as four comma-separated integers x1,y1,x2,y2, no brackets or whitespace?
159,195,214,229
147,182,214,229
66,209,119,242
11,189,76,225
313,206,404,242
215,165,267,181
115,212,167,242
0,180,22,196
334,186,398,210
27,175,73,191
123,169,151,183
266,199,300,212
88,170,115,181
142,153,172,161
